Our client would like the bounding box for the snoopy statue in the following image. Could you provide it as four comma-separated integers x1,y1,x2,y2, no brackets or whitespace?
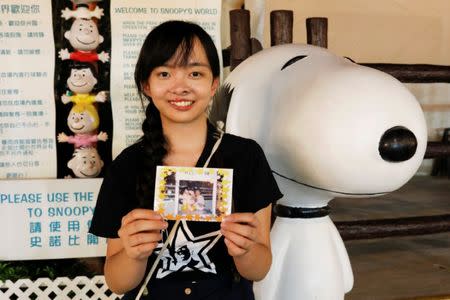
210,44,427,300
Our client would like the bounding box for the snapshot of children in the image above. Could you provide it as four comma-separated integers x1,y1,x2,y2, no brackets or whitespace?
179,185,208,215
89,21,282,300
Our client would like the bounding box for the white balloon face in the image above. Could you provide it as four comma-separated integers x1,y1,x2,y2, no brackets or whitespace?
68,147,104,178
65,18,103,51
226,44,427,198
67,68,97,94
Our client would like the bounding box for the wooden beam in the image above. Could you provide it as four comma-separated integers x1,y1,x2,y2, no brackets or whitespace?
425,141,450,159
335,214,450,240
361,63,450,83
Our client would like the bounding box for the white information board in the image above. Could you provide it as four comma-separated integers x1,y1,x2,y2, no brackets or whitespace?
0,0,57,179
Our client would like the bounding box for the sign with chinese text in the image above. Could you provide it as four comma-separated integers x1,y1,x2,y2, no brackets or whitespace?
0,179,106,260
0,0,56,179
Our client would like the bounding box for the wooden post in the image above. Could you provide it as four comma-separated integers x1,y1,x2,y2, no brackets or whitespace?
229,9,251,71
306,17,328,48
270,10,293,46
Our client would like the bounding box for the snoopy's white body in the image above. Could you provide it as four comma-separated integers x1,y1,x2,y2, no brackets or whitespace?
265,217,351,300
224,44,427,300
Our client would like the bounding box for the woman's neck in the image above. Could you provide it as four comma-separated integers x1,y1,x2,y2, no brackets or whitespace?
161,116,208,166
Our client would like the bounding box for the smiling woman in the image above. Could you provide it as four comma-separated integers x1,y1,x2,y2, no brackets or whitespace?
143,39,219,126
89,20,282,300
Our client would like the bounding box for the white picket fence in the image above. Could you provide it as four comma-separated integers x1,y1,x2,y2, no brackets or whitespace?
0,275,122,300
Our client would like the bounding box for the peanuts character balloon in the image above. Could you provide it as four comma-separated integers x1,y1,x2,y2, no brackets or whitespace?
62,63,107,105
68,147,104,178
58,103,108,148
59,18,109,63
210,44,427,300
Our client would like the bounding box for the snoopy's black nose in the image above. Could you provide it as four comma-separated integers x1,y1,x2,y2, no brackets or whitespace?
379,126,417,162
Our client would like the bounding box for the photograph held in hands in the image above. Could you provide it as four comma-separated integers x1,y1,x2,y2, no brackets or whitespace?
154,166,233,222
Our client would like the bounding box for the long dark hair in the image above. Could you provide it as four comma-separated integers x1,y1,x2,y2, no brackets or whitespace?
134,20,220,207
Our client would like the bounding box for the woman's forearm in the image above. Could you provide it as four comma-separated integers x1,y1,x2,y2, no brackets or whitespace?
104,248,148,295
233,242,272,281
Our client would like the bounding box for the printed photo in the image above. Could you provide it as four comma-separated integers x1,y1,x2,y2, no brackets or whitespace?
154,166,233,222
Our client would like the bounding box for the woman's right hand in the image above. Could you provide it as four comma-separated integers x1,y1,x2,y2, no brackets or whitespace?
117,209,168,260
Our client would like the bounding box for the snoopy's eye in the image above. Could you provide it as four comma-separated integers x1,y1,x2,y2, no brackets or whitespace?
281,55,308,71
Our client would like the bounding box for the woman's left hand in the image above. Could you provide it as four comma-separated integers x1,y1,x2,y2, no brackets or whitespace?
220,212,262,257
220,206,272,281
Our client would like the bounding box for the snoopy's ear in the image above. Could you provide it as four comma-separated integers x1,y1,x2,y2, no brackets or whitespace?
281,55,308,70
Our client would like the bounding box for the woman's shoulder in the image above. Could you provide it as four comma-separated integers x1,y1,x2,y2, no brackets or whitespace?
108,142,143,172
221,133,262,152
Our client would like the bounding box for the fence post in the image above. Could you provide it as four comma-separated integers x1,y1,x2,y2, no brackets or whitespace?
229,9,251,71
270,10,293,46
306,17,328,48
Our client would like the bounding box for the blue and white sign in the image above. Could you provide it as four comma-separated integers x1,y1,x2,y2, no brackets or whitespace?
0,179,106,260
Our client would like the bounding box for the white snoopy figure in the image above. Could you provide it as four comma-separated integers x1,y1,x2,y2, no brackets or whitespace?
211,44,427,300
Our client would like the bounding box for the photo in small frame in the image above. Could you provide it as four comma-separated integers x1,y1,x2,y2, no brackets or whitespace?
154,166,233,222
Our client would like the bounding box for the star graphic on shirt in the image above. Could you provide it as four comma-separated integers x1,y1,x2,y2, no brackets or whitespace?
153,220,222,278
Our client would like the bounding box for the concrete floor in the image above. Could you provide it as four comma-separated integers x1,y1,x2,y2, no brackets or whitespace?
330,176,450,300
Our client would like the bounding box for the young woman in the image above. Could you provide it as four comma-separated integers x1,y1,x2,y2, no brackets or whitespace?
89,20,282,300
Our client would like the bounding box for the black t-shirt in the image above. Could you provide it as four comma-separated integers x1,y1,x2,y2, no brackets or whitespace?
89,124,283,290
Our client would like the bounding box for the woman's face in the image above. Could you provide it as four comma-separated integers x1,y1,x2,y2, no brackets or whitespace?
143,38,219,126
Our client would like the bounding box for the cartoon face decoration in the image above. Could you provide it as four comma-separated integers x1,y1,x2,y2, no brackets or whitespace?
68,147,104,178
67,67,98,94
67,104,99,134
64,18,104,51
